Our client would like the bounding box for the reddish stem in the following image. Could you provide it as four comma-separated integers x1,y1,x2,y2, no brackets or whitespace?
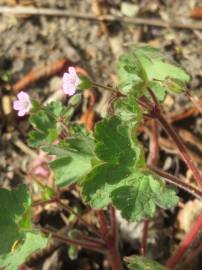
156,112,202,188
149,166,202,200
97,209,123,270
108,244,123,270
110,205,117,242
140,220,149,256
96,209,109,237
166,211,202,269
40,227,106,253
139,93,202,188
148,120,159,166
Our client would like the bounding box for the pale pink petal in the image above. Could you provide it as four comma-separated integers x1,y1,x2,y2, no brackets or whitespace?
13,100,21,110
18,109,26,117
63,73,72,82
63,83,76,95
68,67,77,76
17,91,29,101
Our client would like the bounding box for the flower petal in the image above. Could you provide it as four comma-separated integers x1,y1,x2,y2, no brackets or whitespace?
63,72,72,82
63,83,76,96
13,100,21,110
17,91,29,102
68,67,77,77
18,109,26,117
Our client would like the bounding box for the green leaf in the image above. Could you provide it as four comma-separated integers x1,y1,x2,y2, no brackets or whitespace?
79,75,92,90
68,93,82,107
0,232,48,270
0,185,30,254
134,46,190,83
111,171,178,221
28,101,73,148
43,137,95,186
45,100,64,117
148,81,167,102
164,78,186,93
82,164,131,208
28,128,57,148
82,116,144,210
117,45,190,101
115,96,142,125
125,255,168,270
117,54,145,96
94,117,138,166
81,116,178,220
28,110,58,148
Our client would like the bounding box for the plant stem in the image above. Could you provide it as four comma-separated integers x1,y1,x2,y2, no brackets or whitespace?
92,82,125,97
33,197,103,238
97,209,123,270
150,166,202,200
148,120,159,166
40,227,106,253
166,211,202,269
56,199,103,238
140,220,149,256
92,82,117,92
108,244,123,270
140,92,202,188
109,205,117,242
156,111,202,188
96,209,109,237
32,197,58,207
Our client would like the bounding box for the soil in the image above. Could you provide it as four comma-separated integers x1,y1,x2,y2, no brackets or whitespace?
0,0,202,269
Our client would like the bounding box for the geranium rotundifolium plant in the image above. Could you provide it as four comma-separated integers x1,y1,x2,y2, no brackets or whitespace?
1,45,201,270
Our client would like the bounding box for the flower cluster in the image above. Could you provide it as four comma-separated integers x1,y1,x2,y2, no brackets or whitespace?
13,67,80,117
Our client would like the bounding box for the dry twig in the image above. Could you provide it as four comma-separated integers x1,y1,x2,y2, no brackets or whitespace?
1,6,202,30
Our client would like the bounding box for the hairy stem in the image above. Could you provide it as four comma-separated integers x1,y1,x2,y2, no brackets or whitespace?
156,112,202,187
150,166,202,200
166,211,202,269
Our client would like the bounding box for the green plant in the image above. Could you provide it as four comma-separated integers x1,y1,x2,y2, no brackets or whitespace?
1,45,202,270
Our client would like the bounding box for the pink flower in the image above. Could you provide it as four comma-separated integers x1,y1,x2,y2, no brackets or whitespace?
62,67,81,96
13,91,31,117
